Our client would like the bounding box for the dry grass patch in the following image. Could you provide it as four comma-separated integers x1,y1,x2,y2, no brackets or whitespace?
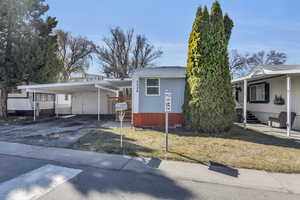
72,125,300,173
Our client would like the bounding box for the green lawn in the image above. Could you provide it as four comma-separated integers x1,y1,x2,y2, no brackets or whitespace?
71,125,300,173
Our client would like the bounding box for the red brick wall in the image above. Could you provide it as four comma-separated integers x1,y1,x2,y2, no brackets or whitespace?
133,113,183,127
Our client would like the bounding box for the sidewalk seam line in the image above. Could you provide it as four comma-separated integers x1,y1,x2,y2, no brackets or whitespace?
266,172,293,194
119,157,133,171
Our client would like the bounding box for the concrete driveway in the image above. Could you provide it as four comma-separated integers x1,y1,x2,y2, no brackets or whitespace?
0,116,102,147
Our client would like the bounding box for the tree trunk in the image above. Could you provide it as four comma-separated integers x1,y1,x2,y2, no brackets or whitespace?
0,88,8,120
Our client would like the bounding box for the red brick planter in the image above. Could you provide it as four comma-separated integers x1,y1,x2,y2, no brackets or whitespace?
133,113,183,127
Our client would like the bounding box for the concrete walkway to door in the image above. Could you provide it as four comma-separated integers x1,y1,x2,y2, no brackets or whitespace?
0,141,300,195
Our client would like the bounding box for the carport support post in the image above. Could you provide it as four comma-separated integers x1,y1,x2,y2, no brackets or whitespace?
56,94,58,118
33,90,36,121
287,75,291,137
243,79,247,128
97,88,100,121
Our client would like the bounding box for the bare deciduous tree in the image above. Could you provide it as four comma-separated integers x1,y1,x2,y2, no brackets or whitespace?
230,49,287,78
229,50,252,78
56,30,96,81
96,27,163,79
248,50,287,66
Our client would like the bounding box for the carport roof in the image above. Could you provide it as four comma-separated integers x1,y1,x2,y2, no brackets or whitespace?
18,79,132,94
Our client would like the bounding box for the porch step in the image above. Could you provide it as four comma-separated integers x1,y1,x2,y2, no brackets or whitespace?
246,111,261,124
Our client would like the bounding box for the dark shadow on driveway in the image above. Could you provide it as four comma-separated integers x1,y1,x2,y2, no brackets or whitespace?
66,167,196,200
0,154,196,200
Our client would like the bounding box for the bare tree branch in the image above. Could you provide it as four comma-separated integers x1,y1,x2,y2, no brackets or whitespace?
56,29,96,80
230,49,287,78
95,27,163,79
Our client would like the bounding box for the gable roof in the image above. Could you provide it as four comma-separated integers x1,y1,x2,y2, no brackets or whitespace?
133,66,186,78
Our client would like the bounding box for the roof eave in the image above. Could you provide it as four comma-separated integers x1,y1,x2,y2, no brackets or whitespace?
231,70,300,84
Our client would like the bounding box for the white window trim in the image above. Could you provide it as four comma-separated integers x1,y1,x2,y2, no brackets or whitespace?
145,78,160,96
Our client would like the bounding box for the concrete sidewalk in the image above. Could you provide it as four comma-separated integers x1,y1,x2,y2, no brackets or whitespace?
0,141,299,195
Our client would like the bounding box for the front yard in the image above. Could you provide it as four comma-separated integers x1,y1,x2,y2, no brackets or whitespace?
72,125,300,173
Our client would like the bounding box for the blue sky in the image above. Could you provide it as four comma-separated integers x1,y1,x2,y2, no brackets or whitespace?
47,0,300,75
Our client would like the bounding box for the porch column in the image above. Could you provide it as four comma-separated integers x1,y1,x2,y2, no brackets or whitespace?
56,94,58,118
287,75,291,137
243,79,247,127
131,79,134,125
97,88,100,121
33,90,36,121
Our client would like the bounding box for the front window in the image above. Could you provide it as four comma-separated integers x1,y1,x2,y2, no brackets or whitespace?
249,82,269,103
145,78,160,96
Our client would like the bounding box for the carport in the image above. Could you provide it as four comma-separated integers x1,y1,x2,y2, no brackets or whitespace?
18,79,132,121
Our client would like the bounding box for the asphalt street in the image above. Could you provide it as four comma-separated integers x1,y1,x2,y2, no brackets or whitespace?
0,154,300,200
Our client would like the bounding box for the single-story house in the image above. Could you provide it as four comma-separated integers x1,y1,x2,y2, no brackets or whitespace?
132,66,186,127
232,65,300,136
17,66,186,127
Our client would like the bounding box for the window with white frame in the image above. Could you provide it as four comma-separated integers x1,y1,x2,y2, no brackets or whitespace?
249,82,269,103
145,78,160,96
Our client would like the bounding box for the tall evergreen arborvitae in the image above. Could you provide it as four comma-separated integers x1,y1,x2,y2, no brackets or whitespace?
183,1,235,133
182,7,202,129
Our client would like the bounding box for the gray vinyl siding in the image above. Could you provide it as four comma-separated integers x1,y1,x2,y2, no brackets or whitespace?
139,78,185,113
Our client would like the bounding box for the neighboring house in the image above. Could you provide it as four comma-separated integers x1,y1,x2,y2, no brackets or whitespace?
232,65,300,134
69,72,104,82
8,89,56,116
17,66,186,127
8,73,104,116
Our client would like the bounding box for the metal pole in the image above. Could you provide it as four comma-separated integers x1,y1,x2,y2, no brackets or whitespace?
165,111,169,152
120,111,123,148
287,75,291,137
97,88,100,121
243,79,248,128
56,94,58,118
33,90,36,121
